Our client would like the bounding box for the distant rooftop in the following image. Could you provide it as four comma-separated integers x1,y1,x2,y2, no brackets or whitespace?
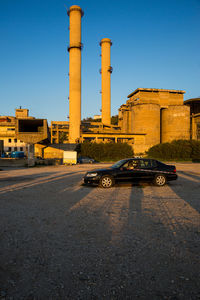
50,144,77,151
184,97,200,104
127,88,185,98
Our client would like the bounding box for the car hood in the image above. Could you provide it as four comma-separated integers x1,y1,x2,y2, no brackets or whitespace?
86,167,112,173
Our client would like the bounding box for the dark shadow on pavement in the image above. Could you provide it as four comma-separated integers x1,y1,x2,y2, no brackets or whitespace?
170,171,200,213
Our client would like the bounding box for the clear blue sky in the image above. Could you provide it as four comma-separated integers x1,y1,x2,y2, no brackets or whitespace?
1,0,200,123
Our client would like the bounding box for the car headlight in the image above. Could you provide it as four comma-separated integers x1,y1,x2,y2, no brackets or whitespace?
86,173,98,177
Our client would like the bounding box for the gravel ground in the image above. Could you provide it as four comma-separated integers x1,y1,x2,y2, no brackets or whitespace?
0,163,199,300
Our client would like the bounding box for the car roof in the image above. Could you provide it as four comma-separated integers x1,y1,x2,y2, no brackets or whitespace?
126,158,153,161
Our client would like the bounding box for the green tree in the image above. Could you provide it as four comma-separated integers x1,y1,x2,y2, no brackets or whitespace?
111,115,118,125
80,142,133,161
147,139,200,161
59,132,68,143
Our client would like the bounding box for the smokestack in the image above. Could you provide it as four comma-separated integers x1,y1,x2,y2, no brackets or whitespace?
100,38,112,125
67,5,84,143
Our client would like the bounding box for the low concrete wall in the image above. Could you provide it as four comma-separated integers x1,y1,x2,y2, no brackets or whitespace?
0,158,63,168
0,158,27,167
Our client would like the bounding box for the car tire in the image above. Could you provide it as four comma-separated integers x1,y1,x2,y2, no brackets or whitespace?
99,175,115,188
154,174,166,186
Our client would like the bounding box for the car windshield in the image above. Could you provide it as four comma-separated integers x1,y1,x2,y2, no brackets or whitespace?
111,159,128,169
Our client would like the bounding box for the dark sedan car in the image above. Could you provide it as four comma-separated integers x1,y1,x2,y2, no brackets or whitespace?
77,156,96,164
83,158,177,188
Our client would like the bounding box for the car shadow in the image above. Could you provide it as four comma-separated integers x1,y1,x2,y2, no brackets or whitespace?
169,170,200,213
81,181,150,189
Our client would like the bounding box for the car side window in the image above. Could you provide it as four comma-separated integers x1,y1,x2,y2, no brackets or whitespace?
139,160,152,169
139,160,146,168
151,160,158,168
123,162,129,169
125,160,139,170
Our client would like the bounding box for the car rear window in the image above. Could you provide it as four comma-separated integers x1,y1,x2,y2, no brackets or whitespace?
139,160,150,168
139,159,157,168
151,160,158,167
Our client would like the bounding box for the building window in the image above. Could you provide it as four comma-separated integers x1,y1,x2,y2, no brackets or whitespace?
8,147,12,152
14,147,17,151
8,139,12,143
7,128,15,131
20,147,23,151
14,138,17,143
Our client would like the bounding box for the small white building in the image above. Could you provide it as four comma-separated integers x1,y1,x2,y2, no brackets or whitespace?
93,115,101,120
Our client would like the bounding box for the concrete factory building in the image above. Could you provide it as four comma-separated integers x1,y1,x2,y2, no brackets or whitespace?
1,5,200,160
119,88,190,153
184,97,200,140
63,5,197,154
47,5,200,155
0,108,49,161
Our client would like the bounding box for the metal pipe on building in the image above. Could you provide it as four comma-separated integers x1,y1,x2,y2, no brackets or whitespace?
100,38,112,125
67,5,84,143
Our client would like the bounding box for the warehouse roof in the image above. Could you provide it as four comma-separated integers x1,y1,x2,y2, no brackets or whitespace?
184,98,200,105
127,88,185,98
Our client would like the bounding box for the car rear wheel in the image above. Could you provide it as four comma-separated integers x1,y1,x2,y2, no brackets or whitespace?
99,175,115,188
154,174,166,186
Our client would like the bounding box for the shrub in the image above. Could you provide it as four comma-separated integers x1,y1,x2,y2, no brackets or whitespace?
191,140,200,161
79,142,133,161
147,139,200,161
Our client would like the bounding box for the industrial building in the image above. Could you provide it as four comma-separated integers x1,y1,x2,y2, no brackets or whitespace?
184,98,200,140
0,109,30,154
2,5,199,160
0,108,49,163
118,90,200,153
118,88,190,153
49,4,200,155
63,6,140,149
50,121,69,144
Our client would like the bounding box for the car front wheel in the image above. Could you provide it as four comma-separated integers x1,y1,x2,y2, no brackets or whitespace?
99,175,115,188
154,174,166,186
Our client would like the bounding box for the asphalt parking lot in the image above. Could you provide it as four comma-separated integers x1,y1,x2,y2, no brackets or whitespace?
0,163,199,299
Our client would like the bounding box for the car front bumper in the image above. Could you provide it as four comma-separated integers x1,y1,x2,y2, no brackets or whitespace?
83,175,100,185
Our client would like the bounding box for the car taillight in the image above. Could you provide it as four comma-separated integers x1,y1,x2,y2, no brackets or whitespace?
173,168,176,173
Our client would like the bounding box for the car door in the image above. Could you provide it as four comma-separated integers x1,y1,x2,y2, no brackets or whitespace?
137,159,154,180
115,160,140,182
